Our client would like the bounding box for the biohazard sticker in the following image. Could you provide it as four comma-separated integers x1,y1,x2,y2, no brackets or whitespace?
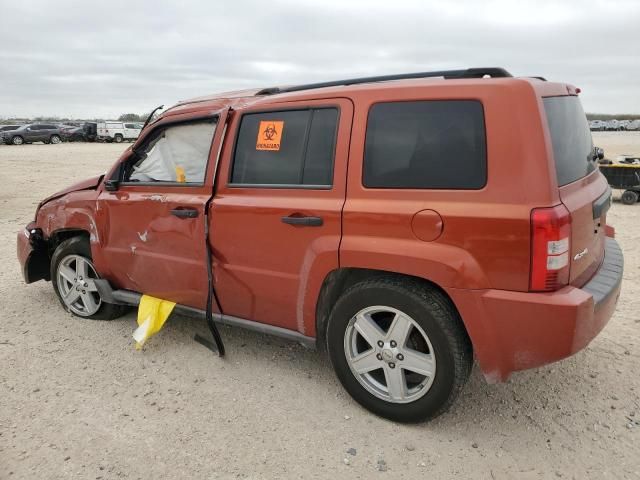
256,121,284,151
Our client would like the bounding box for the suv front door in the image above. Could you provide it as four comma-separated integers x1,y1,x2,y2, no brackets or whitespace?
25,125,44,143
211,99,353,334
94,111,228,309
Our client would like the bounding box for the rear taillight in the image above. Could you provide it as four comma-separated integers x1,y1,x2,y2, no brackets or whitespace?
530,204,571,292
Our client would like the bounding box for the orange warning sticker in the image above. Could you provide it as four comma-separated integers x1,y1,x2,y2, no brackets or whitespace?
256,121,284,151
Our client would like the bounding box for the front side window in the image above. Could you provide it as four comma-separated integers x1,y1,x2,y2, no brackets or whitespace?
231,108,338,186
125,119,216,184
363,100,487,189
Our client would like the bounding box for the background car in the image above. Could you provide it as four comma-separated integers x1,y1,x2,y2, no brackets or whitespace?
625,119,640,131
1,123,63,145
96,121,141,143
589,120,606,131
0,125,21,143
605,119,620,131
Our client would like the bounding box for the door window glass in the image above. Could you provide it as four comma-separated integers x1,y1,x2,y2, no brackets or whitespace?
231,108,338,186
125,120,216,184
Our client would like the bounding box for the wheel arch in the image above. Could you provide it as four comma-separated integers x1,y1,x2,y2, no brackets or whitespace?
49,228,90,250
23,228,90,283
315,268,469,351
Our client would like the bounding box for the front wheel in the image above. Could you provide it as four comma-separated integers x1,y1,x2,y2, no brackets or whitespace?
11,136,24,145
326,276,473,423
51,237,127,320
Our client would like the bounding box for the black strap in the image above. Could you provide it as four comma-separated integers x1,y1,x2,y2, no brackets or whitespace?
194,109,231,356
194,199,225,356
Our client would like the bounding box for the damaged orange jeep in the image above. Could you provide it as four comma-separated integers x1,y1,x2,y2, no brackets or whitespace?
17,68,623,422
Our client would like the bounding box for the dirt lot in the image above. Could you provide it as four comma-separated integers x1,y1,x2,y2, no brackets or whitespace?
1,133,639,479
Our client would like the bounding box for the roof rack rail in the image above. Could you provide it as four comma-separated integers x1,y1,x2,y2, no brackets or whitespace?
255,67,512,96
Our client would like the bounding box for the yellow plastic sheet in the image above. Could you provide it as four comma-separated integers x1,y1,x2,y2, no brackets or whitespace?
132,295,176,349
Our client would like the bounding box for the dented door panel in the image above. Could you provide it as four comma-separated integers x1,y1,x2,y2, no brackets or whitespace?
96,188,210,309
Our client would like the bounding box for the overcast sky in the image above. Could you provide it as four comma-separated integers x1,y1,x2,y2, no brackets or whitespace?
1,0,638,118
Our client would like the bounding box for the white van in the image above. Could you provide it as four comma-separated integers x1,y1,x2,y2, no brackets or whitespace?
97,121,142,143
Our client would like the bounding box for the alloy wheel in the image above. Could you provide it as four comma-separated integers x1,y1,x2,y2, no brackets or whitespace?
343,305,437,404
56,254,102,316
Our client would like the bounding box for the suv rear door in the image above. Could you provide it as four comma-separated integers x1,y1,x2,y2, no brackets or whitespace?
210,98,353,333
543,95,609,286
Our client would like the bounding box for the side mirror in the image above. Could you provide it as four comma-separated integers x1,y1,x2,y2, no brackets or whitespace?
596,147,604,160
104,179,119,191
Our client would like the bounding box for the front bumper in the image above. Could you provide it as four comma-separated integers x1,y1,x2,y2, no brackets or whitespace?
449,237,623,382
17,223,50,283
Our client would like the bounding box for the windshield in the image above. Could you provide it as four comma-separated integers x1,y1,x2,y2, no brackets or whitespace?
543,96,596,186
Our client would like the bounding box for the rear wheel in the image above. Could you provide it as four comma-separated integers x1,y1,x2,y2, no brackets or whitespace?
326,276,473,423
11,136,24,145
51,237,127,320
49,135,61,144
114,134,123,143
621,190,639,205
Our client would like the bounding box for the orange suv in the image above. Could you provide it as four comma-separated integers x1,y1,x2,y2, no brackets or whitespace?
17,68,623,422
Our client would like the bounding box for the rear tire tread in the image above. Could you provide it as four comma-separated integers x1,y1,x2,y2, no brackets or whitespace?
327,275,473,422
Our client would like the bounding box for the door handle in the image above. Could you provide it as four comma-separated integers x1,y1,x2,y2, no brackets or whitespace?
171,208,199,219
281,215,323,227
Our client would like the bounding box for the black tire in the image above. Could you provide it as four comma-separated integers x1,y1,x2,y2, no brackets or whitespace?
11,136,24,145
326,276,473,423
51,237,127,320
621,190,639,205
49,134,61,144
114,134,123,143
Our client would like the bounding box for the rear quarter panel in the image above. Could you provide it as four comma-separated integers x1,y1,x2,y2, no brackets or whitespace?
341,79,559,292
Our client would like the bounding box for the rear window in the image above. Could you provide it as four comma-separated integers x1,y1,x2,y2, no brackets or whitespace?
363,100,487,189
543,96,595,186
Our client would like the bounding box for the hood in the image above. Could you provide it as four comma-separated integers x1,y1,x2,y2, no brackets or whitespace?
38,174,104,209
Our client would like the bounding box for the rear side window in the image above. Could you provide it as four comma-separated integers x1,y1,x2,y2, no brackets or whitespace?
363,101,486,189
543,96,595,186
231,108,338,186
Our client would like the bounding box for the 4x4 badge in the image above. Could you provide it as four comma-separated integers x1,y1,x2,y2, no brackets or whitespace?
574,248,588,261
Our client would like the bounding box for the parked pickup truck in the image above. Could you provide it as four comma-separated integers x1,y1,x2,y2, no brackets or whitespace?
17,67,623,422
97,121,141,143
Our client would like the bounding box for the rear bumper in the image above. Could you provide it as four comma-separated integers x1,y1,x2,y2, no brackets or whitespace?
449,237,623,382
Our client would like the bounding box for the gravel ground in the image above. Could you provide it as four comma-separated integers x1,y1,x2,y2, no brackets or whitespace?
1,133,639,479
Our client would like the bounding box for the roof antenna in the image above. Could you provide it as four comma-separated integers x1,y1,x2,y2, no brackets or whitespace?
141,105,164,131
